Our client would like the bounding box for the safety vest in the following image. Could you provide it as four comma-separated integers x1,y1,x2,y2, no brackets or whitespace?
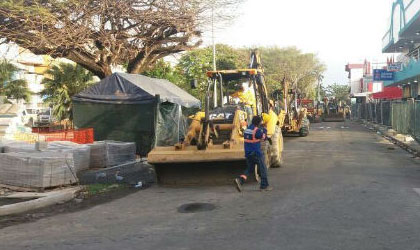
244,127,265,143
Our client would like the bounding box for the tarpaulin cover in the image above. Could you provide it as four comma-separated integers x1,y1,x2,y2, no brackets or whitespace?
73,73,201,108
73,102,157,156
73,73,201,156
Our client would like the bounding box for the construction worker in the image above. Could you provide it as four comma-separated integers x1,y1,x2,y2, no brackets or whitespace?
231,84,256,120
263,101,278,137
234,116,272,192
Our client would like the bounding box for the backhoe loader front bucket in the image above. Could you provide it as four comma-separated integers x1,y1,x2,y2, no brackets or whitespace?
148,144,248,186
148,145,244,164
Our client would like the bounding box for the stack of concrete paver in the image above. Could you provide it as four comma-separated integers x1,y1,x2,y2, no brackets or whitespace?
3,141,91,173
88,141,107,168
105,141,136,167
0,151,77,189
0,140,89,189
47,142,90,172
0,139,137,189
87,141,136,169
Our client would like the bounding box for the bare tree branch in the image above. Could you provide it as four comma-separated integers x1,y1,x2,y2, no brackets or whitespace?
0,0,244,78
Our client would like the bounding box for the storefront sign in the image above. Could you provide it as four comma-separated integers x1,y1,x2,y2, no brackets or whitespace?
373,69,394,81
387,62,402,72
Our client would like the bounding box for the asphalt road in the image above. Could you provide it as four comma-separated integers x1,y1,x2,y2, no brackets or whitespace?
2,121,420,250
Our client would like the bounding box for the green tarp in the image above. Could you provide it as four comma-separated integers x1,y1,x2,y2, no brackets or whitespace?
73,73,200,156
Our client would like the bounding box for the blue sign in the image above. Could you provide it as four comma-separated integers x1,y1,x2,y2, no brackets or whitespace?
373,69,394,81
387,62,402,72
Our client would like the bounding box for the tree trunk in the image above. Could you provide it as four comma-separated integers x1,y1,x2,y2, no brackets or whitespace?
67,51,113,79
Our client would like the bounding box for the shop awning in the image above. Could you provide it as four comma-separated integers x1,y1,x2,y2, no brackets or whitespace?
372,87,402,100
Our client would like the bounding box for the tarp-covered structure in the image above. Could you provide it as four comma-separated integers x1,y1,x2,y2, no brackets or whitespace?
73,73,200,156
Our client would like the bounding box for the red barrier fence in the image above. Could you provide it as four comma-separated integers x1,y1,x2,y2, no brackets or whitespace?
32,128,94,144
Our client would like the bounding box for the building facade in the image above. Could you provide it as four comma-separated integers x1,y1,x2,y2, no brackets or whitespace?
382,0,420,98
346,61,383,101
0,44,53,108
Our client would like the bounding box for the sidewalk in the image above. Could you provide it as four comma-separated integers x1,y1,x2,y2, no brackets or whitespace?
361,120,420,157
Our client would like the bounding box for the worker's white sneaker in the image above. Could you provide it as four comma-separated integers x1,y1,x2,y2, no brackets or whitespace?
234,178,242,192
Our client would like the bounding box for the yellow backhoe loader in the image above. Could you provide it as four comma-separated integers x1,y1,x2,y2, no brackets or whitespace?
147,51,285,185
323,98,345,122
273,79,310,137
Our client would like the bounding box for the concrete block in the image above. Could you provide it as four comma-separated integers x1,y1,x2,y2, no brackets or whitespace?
78,160,155,186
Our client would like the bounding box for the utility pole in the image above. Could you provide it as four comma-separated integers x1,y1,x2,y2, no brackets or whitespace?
211,2,217,108
316,75,322,114
211,3,216,71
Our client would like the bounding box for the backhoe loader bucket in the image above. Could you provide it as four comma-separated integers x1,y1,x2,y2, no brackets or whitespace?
148,144,247,186
148,145,245,164
323,114,345,122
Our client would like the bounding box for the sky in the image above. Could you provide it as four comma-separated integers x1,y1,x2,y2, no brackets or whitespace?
202,0,396,86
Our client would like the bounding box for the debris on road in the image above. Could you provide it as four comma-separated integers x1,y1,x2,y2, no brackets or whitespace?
0,186,83,217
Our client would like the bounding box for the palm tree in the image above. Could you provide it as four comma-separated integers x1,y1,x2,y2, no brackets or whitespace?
41,63,93,121
0,60,31,102
3,78,31,102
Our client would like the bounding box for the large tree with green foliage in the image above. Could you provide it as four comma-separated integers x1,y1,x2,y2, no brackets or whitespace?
176,44,248,100
144,44,326,103
0,60,31,102
259,47,326,99
143,59,182,85
0,0,243,78
325,83,351,103
41,63,93,121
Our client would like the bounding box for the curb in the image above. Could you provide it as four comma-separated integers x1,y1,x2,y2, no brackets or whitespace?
0,186,82,217
361,120,420,157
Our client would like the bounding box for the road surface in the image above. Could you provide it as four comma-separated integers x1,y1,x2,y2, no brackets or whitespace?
2,121,420,250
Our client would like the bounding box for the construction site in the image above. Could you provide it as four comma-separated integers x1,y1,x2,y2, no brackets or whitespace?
1,0,420,249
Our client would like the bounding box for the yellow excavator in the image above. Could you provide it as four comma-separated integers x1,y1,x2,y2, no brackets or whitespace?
147,51,285,185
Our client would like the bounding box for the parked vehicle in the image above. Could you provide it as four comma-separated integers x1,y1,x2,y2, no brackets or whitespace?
21,108,52,127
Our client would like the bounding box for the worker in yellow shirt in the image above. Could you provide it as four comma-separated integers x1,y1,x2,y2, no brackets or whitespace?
231,85,256,121
262,101,278,136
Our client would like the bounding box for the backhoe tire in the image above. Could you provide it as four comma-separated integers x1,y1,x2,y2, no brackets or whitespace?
262,140,271,169
270,126,284,168
299,127,309,137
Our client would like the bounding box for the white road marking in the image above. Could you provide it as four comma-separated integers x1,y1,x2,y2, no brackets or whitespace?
413,188,420,197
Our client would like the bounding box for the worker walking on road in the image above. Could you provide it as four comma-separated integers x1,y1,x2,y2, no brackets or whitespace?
234,116,272,192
